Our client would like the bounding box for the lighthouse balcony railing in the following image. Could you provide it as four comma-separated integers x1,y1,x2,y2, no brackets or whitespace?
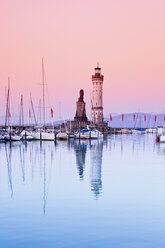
92,75,104,80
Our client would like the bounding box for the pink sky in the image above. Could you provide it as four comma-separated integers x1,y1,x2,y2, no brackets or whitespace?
0,0,165,121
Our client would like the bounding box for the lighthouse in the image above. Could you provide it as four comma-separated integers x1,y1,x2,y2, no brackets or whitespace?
91,63,104,125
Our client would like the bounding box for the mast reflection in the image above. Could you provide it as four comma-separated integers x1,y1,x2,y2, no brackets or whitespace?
39,141,54,216
19,145,25,182
5,143,13,198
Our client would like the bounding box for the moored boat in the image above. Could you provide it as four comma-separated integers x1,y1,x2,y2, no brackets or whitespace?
31,130,55,141
4,133,22,141
76,126,103,140
56,132,68,140
0,134,5,141
67,132,75,139
20,130,34,140
90,129,103,139
76,129,90,139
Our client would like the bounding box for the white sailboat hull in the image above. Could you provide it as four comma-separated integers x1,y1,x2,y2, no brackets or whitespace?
4,134,22,141
76,129,103,139
90,130,103,139
56,132,68,140
21,135,34,141
31,132,55,141
0,135,4,140
76,132,90,139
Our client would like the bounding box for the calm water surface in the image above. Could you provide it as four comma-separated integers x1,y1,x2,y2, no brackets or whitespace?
0,134,165,248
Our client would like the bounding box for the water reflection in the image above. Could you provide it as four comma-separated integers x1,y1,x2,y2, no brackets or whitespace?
0,135,158,213
5,144,13,198
43,147,46,215
156,143,165,155
1,135,165,248
19,145,25,182
73,139,103,198
39,142,53,215
90,140,103,199
2,141,56,215
74,141,87,180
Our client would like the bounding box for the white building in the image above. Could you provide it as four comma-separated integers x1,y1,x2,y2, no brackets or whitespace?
91,64,104,124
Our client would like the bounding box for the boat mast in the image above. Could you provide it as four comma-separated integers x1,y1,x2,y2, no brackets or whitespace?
19,95,24,126
8,77,10,128
5,87,9,128
5,77,10,128
42,58,45,126
30,93,37,126
90,95,97,127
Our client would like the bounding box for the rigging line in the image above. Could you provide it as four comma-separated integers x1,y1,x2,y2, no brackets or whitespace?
30,94,37,126
44,69,51,109
146,112,152,128
9,81,15,124
3,86,7,125
36,99,41,125
134,112,139,129
5,87,9,128
90,92,97,127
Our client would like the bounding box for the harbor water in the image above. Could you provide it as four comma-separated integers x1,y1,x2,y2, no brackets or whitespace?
0,134,165,247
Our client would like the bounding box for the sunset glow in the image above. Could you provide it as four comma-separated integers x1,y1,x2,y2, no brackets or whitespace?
0,0,165,121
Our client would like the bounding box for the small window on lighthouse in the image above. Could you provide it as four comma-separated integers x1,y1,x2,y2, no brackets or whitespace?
96,102,97,106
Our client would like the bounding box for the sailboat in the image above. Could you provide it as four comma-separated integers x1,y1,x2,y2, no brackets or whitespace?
75,125,103,139
67,120,75,139
4,78,21,141
132,113,146,134
56,120,68,140
31,59,55,141
56,132,68,140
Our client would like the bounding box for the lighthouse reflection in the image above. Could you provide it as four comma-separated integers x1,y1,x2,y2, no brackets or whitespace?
89,140,103,199
74,141,87,180
74,139,103,199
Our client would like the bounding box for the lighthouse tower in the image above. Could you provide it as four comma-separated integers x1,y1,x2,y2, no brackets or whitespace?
91,63,104,124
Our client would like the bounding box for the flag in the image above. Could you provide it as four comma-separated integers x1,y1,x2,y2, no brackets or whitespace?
51,108,53,118
133,114,135,121
8,108,11,118
122,114,124,121
164,116,165,122
29,108,31,118
110,114,112,121
154,115,157,122
144,115,146,122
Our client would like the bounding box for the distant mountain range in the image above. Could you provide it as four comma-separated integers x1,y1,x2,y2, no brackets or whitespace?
0,114,69,126
1,112,165,129
104,113,165,128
